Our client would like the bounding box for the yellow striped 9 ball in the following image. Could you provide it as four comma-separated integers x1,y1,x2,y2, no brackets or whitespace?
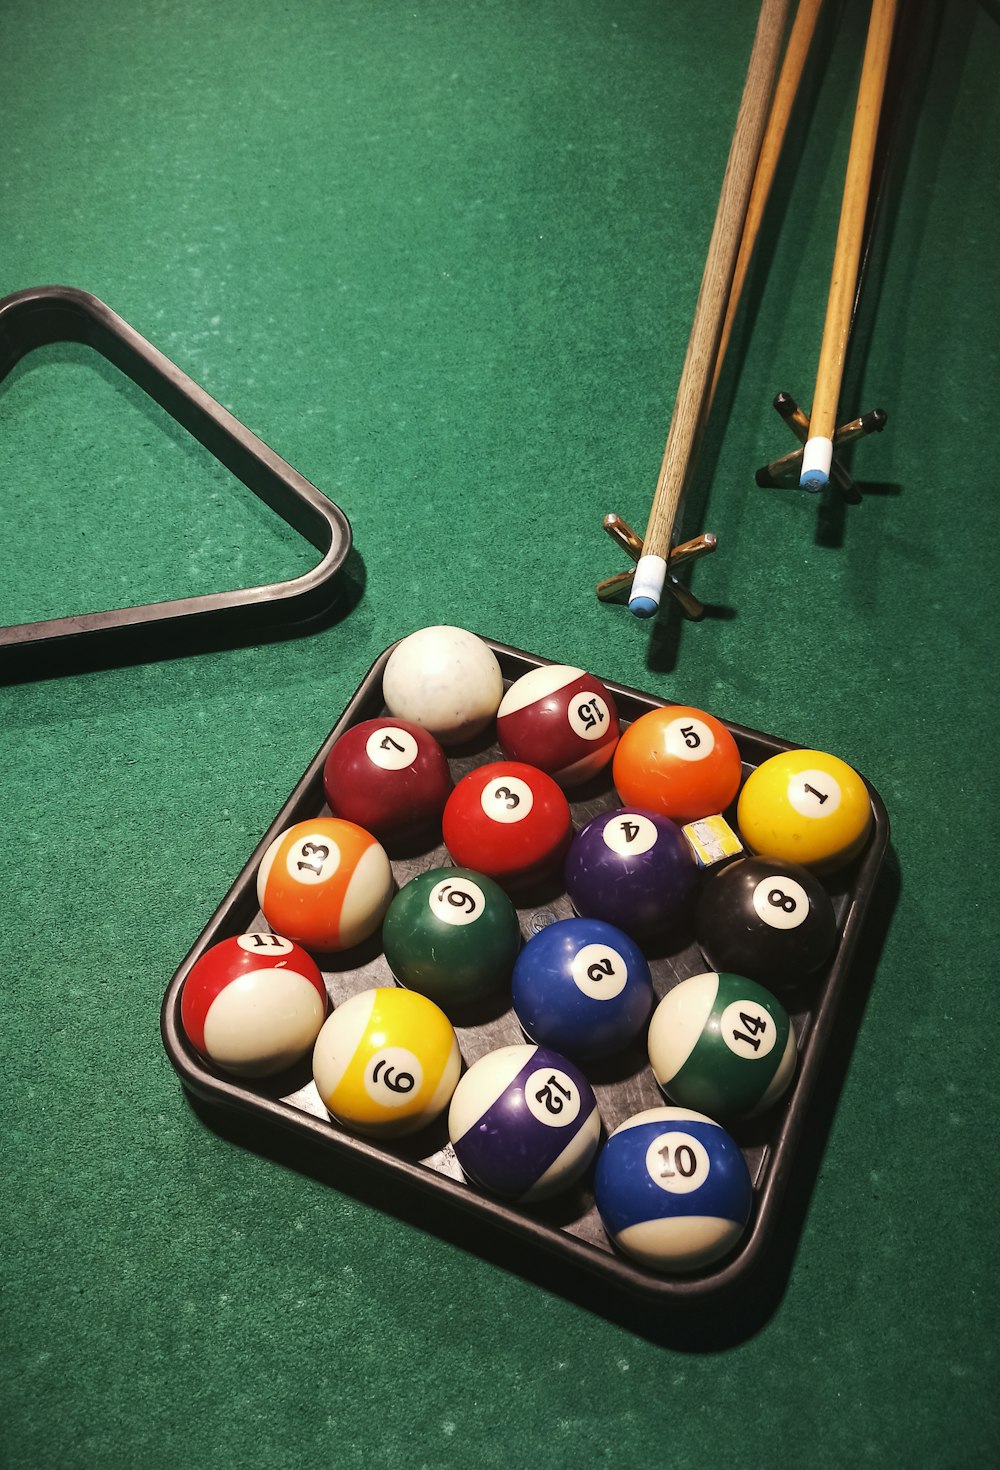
312,987,461,1137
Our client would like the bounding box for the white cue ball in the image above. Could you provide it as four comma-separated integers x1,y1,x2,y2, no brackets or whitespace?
382,626,504,745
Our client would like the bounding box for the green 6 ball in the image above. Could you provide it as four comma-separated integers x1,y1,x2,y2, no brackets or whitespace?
383,867,521,1010
647,971,797,1120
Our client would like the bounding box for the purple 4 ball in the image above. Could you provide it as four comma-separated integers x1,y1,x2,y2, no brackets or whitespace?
565,807,698,937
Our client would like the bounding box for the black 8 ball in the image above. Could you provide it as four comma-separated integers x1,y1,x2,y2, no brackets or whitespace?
695,855,838,988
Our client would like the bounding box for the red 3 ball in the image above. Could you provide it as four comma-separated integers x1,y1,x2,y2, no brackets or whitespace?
613,705,743,824
442,760,573,887
496,664,620,787
323,718,453,841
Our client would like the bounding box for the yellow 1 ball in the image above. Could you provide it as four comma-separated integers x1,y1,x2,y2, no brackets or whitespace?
736,748,874,873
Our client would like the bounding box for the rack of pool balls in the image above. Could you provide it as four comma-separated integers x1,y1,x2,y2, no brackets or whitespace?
162,627,888,1302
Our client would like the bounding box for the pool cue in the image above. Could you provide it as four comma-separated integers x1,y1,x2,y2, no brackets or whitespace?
629,0,791,618
800,0,898,489
711,0,826,402
598,527,717,606
600,0,813,615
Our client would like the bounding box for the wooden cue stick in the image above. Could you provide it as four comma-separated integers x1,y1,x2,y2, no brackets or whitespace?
630,0,790,618
711,0,826,402
800,0,898,489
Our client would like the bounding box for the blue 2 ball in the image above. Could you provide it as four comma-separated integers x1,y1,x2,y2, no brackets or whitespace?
511,917,654,1060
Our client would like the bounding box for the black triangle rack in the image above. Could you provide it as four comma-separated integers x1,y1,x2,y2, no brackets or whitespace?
0,285,352,679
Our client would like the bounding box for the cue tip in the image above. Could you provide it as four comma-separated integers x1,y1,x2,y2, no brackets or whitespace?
628,554,667,618
799,435,832,492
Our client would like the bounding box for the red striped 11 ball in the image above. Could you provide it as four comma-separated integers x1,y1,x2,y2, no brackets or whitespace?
322,717,453,841
695,854,837,987
180,933,328,1077
510,916,654,1060
448,1044,601,1201
646,971,797,1120
594,1107,753,1272
496,664,620,786
442,760,572,887
565,807,698,936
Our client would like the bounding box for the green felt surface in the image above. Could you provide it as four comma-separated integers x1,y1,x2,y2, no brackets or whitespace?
2,0,998,1465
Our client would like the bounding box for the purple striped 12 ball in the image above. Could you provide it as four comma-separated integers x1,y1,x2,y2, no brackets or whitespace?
448,1043,601,1201
510,917,654,1060
594,1106,753,1272
496,664,620,786
565,808,698,937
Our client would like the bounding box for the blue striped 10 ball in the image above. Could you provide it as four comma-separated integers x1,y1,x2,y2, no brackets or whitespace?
594,1107,752,1272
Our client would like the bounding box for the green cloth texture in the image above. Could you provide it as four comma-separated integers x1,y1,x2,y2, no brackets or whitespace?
2,0,997,1466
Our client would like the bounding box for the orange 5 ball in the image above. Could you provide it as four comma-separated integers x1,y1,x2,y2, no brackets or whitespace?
613,706,743,824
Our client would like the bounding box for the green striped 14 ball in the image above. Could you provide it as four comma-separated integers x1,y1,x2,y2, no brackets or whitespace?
646,970,797,1121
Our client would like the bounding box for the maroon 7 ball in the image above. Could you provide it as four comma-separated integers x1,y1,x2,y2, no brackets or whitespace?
442,760,572,887
565,808,698,937
323,718,453,841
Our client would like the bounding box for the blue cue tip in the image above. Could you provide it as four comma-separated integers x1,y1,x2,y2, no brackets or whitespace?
799,469,828,492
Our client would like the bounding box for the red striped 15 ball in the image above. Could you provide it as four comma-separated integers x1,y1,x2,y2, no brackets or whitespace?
442,760,572,887
323,718,453,842
613,705,743,825
181,933,328,1077
496,664,620,786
